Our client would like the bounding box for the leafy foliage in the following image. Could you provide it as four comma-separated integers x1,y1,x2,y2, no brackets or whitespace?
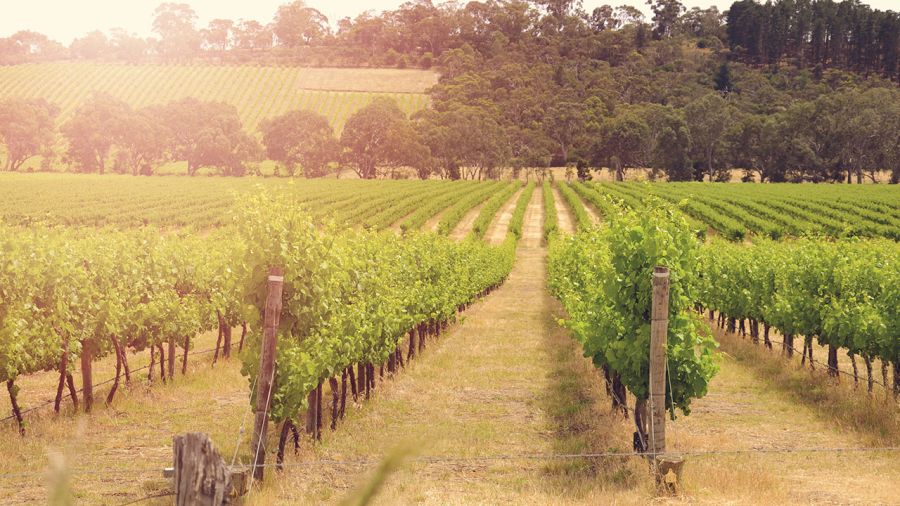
548,201,718,414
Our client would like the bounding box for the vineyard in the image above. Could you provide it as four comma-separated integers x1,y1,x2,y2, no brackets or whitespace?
0,63,432,135
0,175,898,504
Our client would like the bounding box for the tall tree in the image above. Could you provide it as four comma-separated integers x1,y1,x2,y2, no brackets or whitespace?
647,0,685,39
260,110,339,177
62,93,131,174
685,93,733,182
592,110,650,181
112,108,169,176
0,98,58,172
341,98,429,179
203,19,235,52
152,3,201,60
156,98,260,176
273,1,329,47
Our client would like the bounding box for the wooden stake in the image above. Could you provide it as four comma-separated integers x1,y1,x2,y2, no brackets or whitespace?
250,267,284,482
649,266,669,456
173,433,233,505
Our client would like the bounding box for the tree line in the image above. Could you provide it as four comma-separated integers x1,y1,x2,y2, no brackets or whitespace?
2,0,899,182
0,94,437,178
728,0,900,81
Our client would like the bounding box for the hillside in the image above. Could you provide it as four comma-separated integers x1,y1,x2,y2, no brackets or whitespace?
0,63,435,133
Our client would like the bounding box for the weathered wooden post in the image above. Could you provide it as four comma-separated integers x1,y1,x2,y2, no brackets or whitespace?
649,266,669,456
173,433,232,505
250,267,284,482
649,266,684,493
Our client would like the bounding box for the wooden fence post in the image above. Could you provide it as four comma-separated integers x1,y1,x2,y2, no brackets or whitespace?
649,266,684,493
250,267,284,482
649,266,669,456
173,433,232,505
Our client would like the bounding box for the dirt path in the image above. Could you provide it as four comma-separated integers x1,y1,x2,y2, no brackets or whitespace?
582,199,602,224
449,201,487,240
551,187,576,235
421,206,448,233
485,188,523,245
521,185,543,248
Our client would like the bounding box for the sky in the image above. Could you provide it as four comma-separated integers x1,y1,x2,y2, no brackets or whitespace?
1,0,897,44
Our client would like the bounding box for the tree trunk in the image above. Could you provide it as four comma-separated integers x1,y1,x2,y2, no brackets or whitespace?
764,323,772,349
222,325,232,359
239,322,247,352
881,361,889,394
330,377,339,430
827,345,839,379
65,373,78,410
806,338,814,370
149,345,157,382
849,352,858,388
213,315,224,365
315,381,323,440
340,369,348,419
407,329,416,361
181,335,190,375
305,389,317,436
611,370,627,417
633,397,649,453
106,337,123,406
121,342,131,384
357,363,365,398
168,338,176,380
864,356,874,394
81,342,93,413
276,419,292,471
158,344,166,383
54,344,70,414
783,333,794,358
348,365,358,402
7,379,25,435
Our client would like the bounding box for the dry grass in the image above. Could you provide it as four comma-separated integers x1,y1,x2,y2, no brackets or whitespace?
0,330,251,504
712,327,900,445
664,326,900,505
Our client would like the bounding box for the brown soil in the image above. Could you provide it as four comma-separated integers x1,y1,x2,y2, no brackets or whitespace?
551,187,576,235
449,201,487,241
485,189,523,245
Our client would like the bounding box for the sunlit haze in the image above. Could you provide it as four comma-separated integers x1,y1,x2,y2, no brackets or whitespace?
3,0,897,43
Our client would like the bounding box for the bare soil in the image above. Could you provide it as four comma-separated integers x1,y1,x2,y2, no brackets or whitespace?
449,202,487,241
485,189,523,245
551,187,576,235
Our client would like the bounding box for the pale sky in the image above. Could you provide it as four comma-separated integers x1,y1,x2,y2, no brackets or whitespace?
1,0,897,44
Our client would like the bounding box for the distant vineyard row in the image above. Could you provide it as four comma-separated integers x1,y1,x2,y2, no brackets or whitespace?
0,63,430,133
0,174,515,232
566,181,900,241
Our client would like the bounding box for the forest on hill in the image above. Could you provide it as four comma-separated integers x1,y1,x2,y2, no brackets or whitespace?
0,0,899,182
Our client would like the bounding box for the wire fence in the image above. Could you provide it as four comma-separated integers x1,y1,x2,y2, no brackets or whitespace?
0,347,220,425
2,445,899,483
